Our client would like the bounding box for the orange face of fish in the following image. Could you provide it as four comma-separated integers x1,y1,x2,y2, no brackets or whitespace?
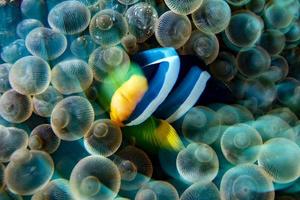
110,75,148,126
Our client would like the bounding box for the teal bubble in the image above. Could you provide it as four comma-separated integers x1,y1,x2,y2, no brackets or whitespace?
1,39,30,64
84,119,122,157
267,107,298,126
16,19,43,40
70,155,121,200
183,30,219,64
9,56,51,95
51,96,94,141
176,143,219,183
113,146,153,191
51,59,93,95
25,27,67,60
216,104,254,126
225,11,264,48
246,0,266,14
258,138,300,183
29,124,61,154
155,11,191,49
221,123,262,165
0,89,33,123
89,9,128,47
182,106,221,145
70,35,97,60
237,46,271,78
0,126,28,163
48,0,91,35
220,164,274,200
126,3,158,43
5,149,54,195
259,29,286,56
264,1,296,29
192,0,231,34
32,86,63,118
259,55,289,82
88,46,130,82
251,115,295,141
209,51,237,82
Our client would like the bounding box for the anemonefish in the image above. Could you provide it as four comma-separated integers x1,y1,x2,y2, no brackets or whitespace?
100,47,235,151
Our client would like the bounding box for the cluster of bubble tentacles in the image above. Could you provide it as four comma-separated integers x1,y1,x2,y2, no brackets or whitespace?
1,0,300,199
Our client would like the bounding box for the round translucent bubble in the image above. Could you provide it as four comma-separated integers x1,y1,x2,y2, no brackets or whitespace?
225,11,263,48
0,63,12,93
0,163,4,190
267,107,298,126
51,59,93,95
25,27,67,60
176,143,219,183
33,86,63,117
259,29,286,56
183,30,219,64
243,78,276,109
292,121,300,147
0,89,33,123
182,106,221,145
32,178,74,200
180,182,221,200
117,0,138,5
135,181,179,200
89,9,128,47
276,77,300,105
246,0,266,14
88,46,130,82
1,39,30,64
209,52,237,82
121,34,139,55
164,0,203,15
51,96,94,141
258,138,300,183
220,164,274,200
285,20,300,42
21,0,47,21
113,146,153,191
70,155,121,200
259,55,289,82
237,46,271,78
225,0,250,6
221,123,262,165
264,2,295,29
126,3,158,43
16,19,43,39
5,149,54,195
48,1,91,35
0,126,28,163
216,104,254,126
251,115,295,141
9,56,51,95
155,11,191,49
70,35,97,60
192,0,231,34
29,124,61,154
84,119,122,157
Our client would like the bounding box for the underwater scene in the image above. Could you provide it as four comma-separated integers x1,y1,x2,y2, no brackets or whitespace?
0,0,300,199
